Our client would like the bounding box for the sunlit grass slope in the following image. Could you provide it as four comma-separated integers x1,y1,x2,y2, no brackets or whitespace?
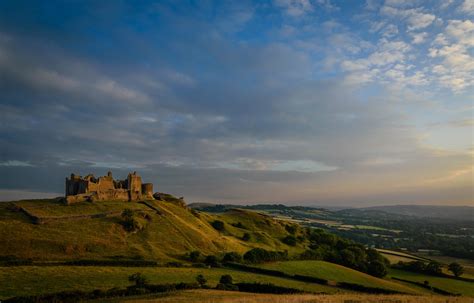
257,260,425,295
0,266,338,300
0,198,303,261
388,268,474,297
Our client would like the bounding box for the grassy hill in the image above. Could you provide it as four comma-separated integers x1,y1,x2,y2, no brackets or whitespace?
0,197,304,261
257,260,427,295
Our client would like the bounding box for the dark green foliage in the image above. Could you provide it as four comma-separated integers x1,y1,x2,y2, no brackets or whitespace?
336,282,401,294
166,261,184,267
211,220,225,231
128,273,148,287
243,248,288,263
222,252,242,263
303,229,389,277
426,261,443,275
231,222,247,229
367,260,388,278
188,250,201,262
64,259,158,267
204,255,220,267
242,232,251,241
215,283,239,291
282,235,297,246
219,274,233,284
285,224,297,234
448,262,464,277
234,282,303,294
195,274,207,287
120,209,141,232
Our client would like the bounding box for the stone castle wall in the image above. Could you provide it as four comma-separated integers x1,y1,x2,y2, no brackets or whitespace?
65,171,154,204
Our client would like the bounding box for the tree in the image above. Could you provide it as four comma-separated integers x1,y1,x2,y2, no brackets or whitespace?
128,273,148,287
196,274,207,287
426,261,442,275
448,262,464,277
219,274,233,284
282,235,297,246
367,260,388,278
189,250,201,262
222,252,242,263
211,220,225,231
121,209,140,232
204,255,219,267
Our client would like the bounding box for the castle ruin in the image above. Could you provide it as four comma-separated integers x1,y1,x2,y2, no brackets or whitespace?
65,171,154,204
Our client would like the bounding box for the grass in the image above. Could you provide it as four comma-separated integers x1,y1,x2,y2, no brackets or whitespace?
0,265,338,300
0,199,303,262
256,260,425,295
99,289,474,303
388,268,474,297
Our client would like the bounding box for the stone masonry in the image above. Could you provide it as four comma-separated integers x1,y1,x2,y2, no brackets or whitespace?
65,171,154,204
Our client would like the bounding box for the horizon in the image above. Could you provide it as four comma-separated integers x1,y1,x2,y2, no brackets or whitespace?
0,0,473,206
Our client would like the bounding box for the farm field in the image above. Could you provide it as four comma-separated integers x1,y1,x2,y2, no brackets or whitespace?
0,265,338,300
96,289,474,303
256,260,426,294
388,268,474,297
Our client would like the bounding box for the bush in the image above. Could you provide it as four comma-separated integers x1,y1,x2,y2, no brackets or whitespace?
282,235,297,246
219,274,233,284
196,274,207,287
216,283,239,291
285,224,297,234
211,220,225,231
204,255,220,267
120,209,142,232
448,262,464,277
367,260,388,278
128,273,149,287
231,222,247,229
243,248,288,263
222,252,242,263
242,232,251,241
188,250,201,262
235,282,303,294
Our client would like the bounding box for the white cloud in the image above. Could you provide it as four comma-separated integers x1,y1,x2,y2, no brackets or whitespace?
274,0,313,16
459,0,474,15
428,20,474,91
381,6,436,31
411,32,428,44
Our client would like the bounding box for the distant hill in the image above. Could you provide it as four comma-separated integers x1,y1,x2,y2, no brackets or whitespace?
357,205,474,221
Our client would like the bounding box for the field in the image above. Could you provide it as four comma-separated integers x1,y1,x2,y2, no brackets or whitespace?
388,268,474,297
257,260,426,294
0,265,338,300
99,289,473,303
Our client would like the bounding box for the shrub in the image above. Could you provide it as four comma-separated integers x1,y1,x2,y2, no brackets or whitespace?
243,248,288,263
196,274,207,287
242,232,251,241
222,252,242,263
282,235,297,246
211,220,225,231
235,282,303,294
285,224,297,234
219,274,233,284
448,262,464,277
204,255,220,267
188,250,201,262
367,260,388,278
231,222,246,229
128,273,148,287
120,209,142,232
216,283,239,291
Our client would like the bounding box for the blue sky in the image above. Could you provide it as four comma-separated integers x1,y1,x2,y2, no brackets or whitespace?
0,0,472,206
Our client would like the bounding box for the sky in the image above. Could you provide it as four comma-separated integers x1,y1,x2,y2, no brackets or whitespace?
0,0,473,206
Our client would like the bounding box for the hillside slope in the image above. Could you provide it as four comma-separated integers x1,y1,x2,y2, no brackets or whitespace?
0,198,304,261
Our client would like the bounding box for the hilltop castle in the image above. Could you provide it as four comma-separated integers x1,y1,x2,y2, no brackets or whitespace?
65,171,154,204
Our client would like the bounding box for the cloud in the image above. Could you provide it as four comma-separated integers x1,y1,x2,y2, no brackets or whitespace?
380,5,436,31
459,0,474,15
274,0,313,17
